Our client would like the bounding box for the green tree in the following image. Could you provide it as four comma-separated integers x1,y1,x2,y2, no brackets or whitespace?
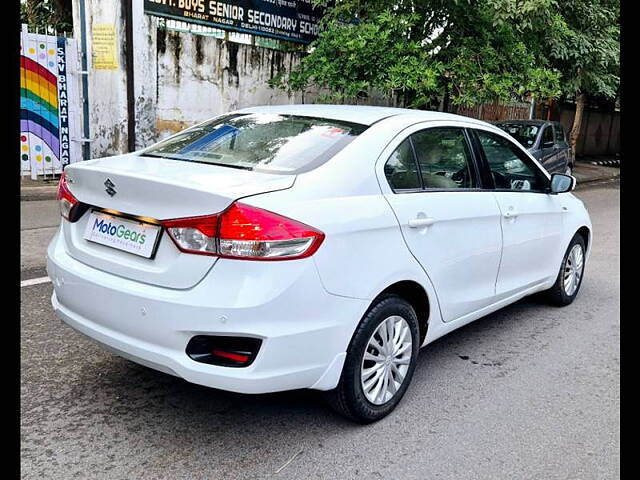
20,0,73,34
273,0,563,109
275,0,620,158
545,0,619,157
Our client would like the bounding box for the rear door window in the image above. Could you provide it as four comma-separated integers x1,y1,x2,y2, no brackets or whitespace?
142,113,368,174
496,123,539,148
411,127,477,189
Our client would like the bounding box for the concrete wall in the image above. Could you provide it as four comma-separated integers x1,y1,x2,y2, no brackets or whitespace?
148,17,309,145
556,106,620,157
73,0,313,158
72,0,129,158
535,101,620,157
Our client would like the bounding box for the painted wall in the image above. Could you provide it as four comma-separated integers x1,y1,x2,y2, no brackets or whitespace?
139,15,311,148
73,0,314,158
20,27,82,178
20,31,65,177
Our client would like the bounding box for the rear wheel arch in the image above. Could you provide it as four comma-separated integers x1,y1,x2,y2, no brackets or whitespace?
371,281,430,345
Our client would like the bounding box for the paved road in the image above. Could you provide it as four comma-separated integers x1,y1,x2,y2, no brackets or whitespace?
21,183,619,479
21,200,59,278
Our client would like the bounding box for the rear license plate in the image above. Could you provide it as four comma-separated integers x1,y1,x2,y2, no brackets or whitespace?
83,211,161,259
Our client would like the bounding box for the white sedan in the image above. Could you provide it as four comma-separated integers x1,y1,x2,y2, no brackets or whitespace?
47,105,591,423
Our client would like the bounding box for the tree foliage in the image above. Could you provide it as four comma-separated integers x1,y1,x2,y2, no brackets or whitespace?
20,0,73,34
546,0,619,99
273,0,619,110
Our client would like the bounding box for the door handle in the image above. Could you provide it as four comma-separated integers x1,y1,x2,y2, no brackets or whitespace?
408,217,436,228
503,210,519,218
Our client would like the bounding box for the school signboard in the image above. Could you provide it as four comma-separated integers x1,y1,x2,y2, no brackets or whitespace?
144,0,325,44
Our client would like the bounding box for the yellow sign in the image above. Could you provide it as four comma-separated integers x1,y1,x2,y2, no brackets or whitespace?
92,23,119,70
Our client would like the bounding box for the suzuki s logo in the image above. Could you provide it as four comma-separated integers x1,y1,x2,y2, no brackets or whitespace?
104,178,116,197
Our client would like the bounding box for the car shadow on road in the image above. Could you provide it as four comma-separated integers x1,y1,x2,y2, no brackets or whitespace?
42,276,605,480
67,289,570,434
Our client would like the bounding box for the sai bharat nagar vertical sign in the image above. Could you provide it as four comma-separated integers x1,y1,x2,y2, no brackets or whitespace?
144,0,325,44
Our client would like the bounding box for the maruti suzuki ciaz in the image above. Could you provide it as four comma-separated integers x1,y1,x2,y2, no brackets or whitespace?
47,105,591,423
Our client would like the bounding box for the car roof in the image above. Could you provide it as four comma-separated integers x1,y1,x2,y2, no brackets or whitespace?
235,104,491,127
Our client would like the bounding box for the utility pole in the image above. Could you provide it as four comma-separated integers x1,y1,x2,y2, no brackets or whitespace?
123,0,136,152
78,0,90,160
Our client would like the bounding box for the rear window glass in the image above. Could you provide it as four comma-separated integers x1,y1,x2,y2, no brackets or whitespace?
141,113,368,174
496,123,540,148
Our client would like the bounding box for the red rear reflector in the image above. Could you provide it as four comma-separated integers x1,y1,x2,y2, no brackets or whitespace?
186,335,261,367
211,349,250,364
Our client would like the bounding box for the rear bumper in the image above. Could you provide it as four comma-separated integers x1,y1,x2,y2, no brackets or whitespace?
47,230,369,394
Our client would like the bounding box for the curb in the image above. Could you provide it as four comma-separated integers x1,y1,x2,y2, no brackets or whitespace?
589,159,620,167
575,174,620,190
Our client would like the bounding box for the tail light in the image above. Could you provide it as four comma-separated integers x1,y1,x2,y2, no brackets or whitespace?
57,172,80,221
162,215,219,255
162,202,324,260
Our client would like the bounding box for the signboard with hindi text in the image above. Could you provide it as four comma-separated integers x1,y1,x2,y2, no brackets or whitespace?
92,23,119,70
144,0,324,44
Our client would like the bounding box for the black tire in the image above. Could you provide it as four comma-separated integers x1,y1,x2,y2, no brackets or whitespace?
545,234,586,306
325,294,420,423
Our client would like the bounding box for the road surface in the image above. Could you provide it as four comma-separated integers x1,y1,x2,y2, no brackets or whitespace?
21,182,620,479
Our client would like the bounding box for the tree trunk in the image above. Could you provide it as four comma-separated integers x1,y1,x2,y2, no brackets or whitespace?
569,92,586,162
441,81,451,113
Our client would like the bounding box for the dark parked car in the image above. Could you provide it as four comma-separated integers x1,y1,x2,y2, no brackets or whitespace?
494,120,573,175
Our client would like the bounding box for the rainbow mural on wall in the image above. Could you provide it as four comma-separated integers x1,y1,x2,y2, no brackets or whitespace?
20,54,60,169
20,26,80,178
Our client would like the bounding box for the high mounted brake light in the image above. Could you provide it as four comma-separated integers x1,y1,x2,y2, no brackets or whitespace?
162,202,325,260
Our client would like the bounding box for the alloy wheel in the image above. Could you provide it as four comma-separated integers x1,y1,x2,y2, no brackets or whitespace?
563,244,584,296
360,315,413,405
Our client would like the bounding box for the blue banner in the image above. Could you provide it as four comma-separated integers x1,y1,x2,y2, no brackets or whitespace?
56,37,71,168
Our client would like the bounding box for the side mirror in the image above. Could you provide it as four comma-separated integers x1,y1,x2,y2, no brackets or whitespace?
550,173,576,193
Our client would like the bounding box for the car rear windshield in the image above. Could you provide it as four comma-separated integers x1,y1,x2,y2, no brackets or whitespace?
141,113,368,174
496,123,540,148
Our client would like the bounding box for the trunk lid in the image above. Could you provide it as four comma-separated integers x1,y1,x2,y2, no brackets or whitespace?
61,153,295,289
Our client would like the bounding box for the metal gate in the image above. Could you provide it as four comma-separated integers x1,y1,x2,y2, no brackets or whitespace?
20,24,82,179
